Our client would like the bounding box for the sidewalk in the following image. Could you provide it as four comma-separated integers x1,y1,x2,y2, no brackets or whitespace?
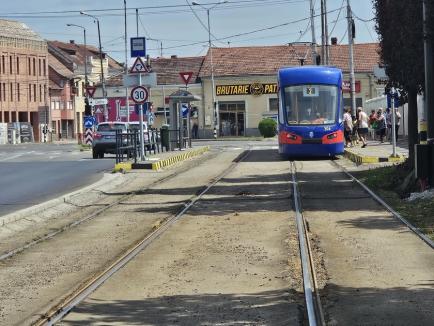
344,137,408,164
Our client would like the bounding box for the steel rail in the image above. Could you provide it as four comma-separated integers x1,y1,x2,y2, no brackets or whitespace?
34,149,252,326
290,161,318,326
330,161,434,250
0,150,220,262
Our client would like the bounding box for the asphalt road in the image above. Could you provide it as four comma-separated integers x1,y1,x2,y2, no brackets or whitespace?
0,143,114,216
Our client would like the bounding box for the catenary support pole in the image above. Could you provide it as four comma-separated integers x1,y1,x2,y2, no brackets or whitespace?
309,0,317,64
324,0,330,64
347,0,356,116
124,0,129,123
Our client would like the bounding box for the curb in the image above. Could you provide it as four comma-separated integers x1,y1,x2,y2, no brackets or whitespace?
344,148,406,164
115,146,210,172
151,146,209,170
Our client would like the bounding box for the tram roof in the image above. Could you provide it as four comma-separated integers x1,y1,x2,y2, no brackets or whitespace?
278,66,342,86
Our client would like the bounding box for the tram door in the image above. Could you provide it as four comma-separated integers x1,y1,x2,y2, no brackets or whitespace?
219,101,245,137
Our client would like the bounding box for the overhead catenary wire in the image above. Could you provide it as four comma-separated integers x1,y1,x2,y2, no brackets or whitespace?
0,0,307,17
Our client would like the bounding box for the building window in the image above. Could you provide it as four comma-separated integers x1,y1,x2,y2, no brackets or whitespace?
39,85,42,102
16,57,19,74
9,56,12,74
33,58,36,76
33,84,36,102
17,83,20,101
44,85,47,101
43,59,46,76
10,83,13,101
29,83,31,101
38,59,41,76
3,83,6,101
28,57,31,75
269,98,278,111
0,84,2,101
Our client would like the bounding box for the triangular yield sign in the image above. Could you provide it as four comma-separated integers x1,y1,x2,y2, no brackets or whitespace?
86,86,96,98
179,71,193,85
130,56,149,73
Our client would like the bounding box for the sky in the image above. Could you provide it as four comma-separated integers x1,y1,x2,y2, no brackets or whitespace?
0,0,377,63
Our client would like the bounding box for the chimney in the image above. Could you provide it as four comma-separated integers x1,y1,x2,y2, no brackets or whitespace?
70,40,75,44
331,37,338,45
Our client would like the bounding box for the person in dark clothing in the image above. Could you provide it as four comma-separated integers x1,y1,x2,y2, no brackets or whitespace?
192,123,198,139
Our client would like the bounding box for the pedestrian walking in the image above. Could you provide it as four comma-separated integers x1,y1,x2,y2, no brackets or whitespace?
368,109,377,140
357,107,369,148
343,108,353,148
376,108,386,143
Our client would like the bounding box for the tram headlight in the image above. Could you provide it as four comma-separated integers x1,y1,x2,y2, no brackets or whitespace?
279,131,302,144
322,130,344,144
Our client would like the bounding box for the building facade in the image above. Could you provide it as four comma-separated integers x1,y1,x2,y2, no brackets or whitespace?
0,19,49,142
199,43,380,137
48,40,123,141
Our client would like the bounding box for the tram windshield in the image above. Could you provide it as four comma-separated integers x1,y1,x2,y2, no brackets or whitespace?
283,85,338,125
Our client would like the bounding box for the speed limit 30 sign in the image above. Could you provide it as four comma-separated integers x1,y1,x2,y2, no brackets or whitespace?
131,85,149,104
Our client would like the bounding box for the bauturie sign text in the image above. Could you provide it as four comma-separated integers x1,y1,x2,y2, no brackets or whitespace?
216,83,277,96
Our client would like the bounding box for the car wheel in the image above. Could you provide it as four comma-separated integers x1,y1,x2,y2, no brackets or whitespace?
92,149,98,159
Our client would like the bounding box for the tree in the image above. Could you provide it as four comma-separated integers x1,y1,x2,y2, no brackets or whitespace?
373,0,425,168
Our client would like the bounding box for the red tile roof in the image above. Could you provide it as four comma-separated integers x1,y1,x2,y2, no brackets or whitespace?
199,43,380,77
48,53,73,79
103,43,379,87
48,40,123,70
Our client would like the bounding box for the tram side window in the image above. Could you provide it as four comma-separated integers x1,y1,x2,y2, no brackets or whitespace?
284,85,338,125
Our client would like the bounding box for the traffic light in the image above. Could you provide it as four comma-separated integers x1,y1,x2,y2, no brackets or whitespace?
84,98,92,116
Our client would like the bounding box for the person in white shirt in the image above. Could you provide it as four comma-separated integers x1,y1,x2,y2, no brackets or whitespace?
357,107,369,148
343,108,353,147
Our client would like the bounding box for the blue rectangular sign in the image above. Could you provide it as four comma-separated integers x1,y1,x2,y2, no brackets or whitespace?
131,37,146,58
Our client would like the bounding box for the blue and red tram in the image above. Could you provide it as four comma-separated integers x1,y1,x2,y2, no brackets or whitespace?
277,66,344,157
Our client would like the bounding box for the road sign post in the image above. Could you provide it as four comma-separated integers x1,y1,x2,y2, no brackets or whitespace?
131,84,149,160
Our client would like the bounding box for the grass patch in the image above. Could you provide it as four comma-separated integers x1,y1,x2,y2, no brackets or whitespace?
353,162,434,241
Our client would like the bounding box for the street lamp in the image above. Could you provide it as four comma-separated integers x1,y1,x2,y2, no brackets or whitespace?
66,24,88,88
80,11,108,121
192,1,227,138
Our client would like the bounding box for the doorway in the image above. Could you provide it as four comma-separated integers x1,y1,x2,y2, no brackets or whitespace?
219,101,245,137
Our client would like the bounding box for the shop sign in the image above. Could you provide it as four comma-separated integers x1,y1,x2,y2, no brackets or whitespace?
216,83,277,96
342,80,361,93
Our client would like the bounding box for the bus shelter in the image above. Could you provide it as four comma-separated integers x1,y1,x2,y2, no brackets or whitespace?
168,90,201,150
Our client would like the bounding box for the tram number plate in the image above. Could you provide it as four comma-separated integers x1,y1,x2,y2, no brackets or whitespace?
303,85,319,97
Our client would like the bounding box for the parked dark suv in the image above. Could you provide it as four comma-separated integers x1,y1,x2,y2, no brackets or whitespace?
92,122,128,159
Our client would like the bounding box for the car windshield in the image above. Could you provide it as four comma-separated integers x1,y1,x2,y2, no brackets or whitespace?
97,123,127,132
283,84,338,125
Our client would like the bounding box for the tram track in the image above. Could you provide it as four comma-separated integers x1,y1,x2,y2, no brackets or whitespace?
0,149,221,262
33,149,252,326
292,158,434,325
290,161,325,326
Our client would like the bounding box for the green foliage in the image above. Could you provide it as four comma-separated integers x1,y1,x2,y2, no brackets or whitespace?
373,0,424,91
258,118,277,138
